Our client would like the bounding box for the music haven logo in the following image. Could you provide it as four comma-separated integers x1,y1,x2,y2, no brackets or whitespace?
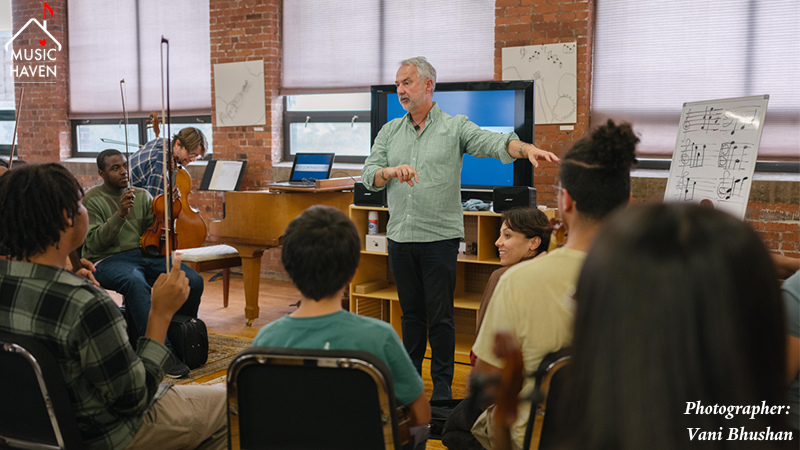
4,3,61,81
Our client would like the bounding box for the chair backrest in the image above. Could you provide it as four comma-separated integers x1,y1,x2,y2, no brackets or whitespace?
227,346,402,450
0,331,83,450
523,348,571,450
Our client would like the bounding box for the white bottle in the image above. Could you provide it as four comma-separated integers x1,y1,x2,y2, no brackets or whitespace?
368,211,379,235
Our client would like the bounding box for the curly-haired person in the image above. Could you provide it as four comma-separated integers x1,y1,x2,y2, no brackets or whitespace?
467,120,639,450
0,163,227,450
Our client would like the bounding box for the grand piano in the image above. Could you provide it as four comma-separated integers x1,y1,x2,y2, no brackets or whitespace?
208,190,353,325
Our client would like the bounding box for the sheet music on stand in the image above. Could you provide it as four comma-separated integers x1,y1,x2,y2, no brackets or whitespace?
664,95,769,220
200,160,247,191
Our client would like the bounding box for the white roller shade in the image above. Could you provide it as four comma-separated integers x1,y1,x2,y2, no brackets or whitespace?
68,0,211,117
282,0,494,93
592,0,799,160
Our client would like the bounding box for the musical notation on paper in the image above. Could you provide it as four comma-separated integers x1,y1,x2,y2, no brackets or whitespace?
665,95,769,220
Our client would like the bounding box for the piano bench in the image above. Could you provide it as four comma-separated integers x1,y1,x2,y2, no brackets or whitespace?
178,245,242,308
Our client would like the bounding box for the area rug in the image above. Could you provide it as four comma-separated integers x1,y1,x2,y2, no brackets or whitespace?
165,334,252,386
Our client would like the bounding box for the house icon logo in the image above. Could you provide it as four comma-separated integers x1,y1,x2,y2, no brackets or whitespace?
4,2,61,81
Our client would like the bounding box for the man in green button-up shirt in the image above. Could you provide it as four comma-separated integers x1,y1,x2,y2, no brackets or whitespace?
361,56,558,400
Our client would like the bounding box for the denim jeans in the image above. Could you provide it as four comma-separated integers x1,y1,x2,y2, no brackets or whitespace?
94,249,204,349
388,238,458,401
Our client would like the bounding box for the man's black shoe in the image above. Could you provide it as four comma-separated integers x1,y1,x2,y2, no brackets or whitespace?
165,359,191,379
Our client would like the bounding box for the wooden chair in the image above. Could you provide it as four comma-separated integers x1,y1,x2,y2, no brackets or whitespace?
227,346,403,450
177,244,241,307
0,331,83,450
523,348,571,450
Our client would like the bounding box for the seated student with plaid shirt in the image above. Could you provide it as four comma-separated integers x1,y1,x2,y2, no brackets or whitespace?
0,163,226,450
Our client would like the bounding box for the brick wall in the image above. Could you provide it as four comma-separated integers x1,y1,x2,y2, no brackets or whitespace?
495,0,594,207
207,0,287,279
631,175,800,259
11,0,70,163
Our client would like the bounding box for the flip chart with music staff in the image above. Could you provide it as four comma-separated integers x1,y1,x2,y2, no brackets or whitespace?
664,95,768,220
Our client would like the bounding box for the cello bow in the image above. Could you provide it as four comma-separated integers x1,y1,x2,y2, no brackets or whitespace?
160,36,175,273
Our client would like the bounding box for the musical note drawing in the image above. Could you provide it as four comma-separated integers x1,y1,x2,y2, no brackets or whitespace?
720,106,760,135
678,174,696,201
717,141,752,171
667,95,767,220
717,170,750,201
679,138,706,168
39,2,54,46
683,106,723,133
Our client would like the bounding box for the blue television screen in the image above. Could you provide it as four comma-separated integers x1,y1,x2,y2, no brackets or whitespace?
371,81,534,198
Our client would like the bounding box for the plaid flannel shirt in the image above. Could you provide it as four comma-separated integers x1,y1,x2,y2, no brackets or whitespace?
0,259,172,450
130,137,170,197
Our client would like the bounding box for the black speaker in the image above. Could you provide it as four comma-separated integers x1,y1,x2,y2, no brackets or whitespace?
354,182,387,207
492,186,537,212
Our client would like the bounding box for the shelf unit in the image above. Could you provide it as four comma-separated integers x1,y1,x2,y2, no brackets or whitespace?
349,205,505,364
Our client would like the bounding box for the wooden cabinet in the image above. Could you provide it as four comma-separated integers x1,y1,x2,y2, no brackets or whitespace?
349,205,506,364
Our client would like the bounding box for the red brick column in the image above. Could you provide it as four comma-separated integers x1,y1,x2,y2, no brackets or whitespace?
495,0,594,207
208,0,287,279
10,0,70,163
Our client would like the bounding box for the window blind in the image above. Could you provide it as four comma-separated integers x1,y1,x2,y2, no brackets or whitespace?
592,0,799,160
68,0,211,118
282,0,495,93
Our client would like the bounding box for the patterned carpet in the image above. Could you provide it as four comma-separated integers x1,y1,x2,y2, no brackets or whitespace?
164,333,252,386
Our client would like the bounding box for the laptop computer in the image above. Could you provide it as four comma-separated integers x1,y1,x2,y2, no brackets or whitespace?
269,153,335,188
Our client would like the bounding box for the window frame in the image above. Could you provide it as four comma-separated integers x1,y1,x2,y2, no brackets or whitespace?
282,99,370,164
0,110,15,157
70,115,212,158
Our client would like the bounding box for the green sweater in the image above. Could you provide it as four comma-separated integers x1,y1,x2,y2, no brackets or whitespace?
82,185,154,262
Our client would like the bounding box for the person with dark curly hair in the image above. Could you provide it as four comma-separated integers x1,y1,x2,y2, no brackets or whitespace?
0,163,227,450
559,203,796,449
467,120,639,449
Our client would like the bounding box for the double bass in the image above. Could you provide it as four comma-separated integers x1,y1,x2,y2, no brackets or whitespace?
139,38,207,260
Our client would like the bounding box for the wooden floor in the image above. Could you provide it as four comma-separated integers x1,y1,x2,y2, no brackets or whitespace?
195,270,470,449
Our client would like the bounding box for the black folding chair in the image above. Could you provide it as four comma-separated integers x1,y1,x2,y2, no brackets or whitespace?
0,331,82,449
522,348,571,450
227,346,403,450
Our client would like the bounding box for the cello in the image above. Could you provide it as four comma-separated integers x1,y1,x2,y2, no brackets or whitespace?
143,111,207,251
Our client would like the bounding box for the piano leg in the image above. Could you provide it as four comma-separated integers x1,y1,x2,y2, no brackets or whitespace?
231,244,267,326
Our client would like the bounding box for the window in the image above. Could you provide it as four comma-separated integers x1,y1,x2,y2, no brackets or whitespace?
0,26,15,158
71,115,212,158
284,94,370,162
592,0,800,167
282,0,495,161
67,0,212,158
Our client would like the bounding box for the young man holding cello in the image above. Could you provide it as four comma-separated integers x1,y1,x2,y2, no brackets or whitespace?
82,149,204,379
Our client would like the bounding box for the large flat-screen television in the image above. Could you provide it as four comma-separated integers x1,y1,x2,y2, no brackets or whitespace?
370,80,535,201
